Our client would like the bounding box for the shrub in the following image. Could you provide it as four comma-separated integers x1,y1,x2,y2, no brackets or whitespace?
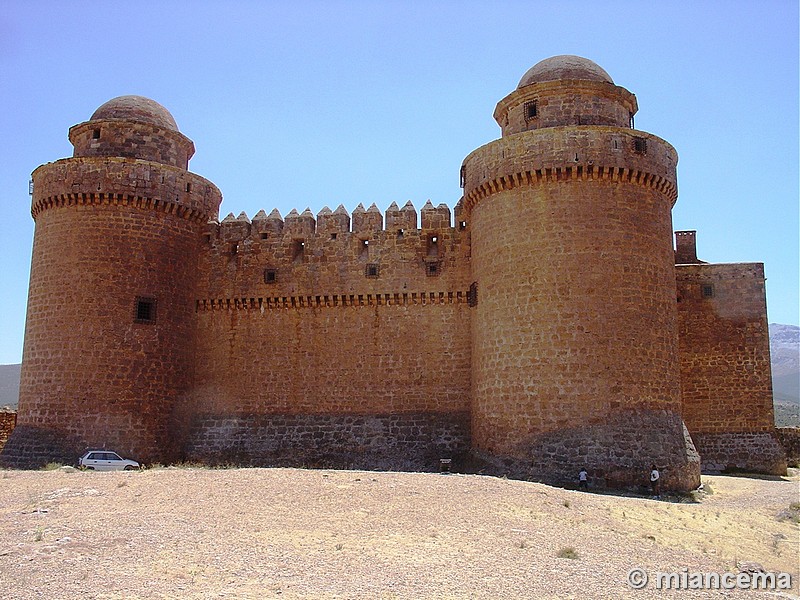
557,546,579,559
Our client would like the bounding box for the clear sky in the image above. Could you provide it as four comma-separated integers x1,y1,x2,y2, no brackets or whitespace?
0,0,797,365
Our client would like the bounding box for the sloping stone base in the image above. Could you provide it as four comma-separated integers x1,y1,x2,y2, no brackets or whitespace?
470,410,701,492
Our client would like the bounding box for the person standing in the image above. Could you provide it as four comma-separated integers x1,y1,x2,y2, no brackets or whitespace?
578,467,589,491
650,465,661,498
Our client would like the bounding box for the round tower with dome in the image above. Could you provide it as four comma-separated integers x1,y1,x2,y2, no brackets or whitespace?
462,56,701,490
2,95,222,466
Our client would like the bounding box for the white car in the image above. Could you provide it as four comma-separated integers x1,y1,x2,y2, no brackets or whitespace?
78,450,140,471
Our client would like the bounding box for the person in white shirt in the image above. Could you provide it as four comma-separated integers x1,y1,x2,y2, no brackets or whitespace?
578,468,589,491
650,465,661,498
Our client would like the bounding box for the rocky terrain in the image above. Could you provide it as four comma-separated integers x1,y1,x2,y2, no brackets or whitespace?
0,466,797,599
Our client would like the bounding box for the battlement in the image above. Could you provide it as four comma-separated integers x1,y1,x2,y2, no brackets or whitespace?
208,199,466,247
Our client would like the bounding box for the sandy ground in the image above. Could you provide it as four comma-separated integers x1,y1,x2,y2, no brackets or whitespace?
0,467,797,599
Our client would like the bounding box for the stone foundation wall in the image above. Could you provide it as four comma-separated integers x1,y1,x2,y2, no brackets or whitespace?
0,424,80,468
692,431,786,474
0,412,17,454
469,409,700,492
183,412,470,472
776,427,800,467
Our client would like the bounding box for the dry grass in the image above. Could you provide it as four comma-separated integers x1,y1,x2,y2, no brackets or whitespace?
0,467,796,599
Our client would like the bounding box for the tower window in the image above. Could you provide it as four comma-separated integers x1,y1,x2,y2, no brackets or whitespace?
265,269,277,283
468,282,478,307
330,233,337,240
701,284,714,299
134,297,156,323
185,183,192,193
427,234,439,258
365,264,379,278
633,137,648,154
524,100,538,121
425,261,440,276
260,232,269,240
292,240,305,262
92,129,101,139
459,165,466,189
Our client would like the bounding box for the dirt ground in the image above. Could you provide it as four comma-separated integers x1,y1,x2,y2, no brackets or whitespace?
0,466,797,599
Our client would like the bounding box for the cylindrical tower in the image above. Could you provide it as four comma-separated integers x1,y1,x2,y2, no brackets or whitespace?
463,56,700,490
2,96,222,467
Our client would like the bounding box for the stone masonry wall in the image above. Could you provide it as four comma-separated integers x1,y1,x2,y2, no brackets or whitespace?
0,412,16,453
184,201,473,466
776,427,800,467
1,154,222,468
495,80,637,136
69,120,194,169
677,262,785,474
459,119,699,490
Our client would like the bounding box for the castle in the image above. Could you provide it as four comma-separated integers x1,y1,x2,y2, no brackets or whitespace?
1,56,786,490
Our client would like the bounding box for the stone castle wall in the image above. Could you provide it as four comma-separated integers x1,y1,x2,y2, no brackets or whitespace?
460,122,700,491
776,428,800,467
1,61,785,485
0,412,16,453
1,152,222,468
676,262,784,474
181,202,473,468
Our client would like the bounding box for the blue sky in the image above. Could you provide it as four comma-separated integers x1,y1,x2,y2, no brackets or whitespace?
0,0,797,364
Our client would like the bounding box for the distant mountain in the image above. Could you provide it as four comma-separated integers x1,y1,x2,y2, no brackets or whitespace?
770,323,800,427
0,364,20,410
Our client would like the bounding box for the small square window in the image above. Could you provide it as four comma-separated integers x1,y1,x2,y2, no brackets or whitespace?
92,129,100,139
260,232,269,240
701,284,714,298
365,264,379,278
134,297,156,323
330,233,337,240
265,269,277,284
425,261,440,276
524,100,538,121
633,137,648,154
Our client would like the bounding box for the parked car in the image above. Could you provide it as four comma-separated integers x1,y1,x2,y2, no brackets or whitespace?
78,450,140,471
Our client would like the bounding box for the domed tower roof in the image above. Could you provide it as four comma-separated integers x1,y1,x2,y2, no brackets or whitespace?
494,55,635,136
90,95,179,131
71,95,193,168
517,55,614,88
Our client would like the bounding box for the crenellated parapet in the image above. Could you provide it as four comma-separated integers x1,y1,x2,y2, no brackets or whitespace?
209,199,460,244
199,199,471,301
